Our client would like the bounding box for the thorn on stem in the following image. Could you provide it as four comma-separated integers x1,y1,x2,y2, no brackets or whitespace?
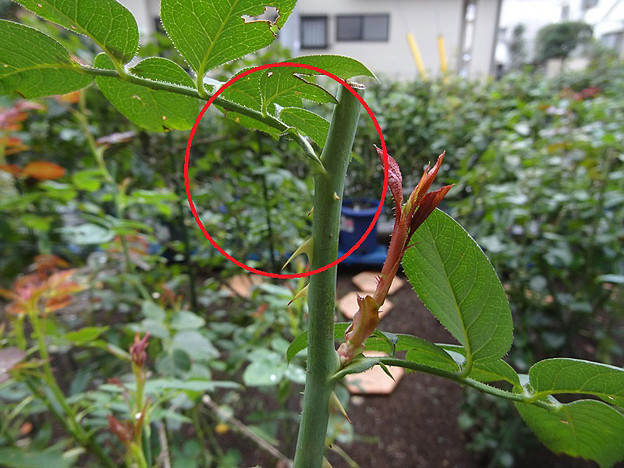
281,237,314,271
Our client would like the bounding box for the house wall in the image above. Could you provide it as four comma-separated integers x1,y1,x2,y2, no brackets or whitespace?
116,0,501,79
497,0,562,64
471,0,503,77
290,0,465,80
588,0,624,57
289,0,502,79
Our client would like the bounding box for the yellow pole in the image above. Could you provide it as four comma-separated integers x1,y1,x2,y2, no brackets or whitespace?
437,35,448,74
407,33,427,80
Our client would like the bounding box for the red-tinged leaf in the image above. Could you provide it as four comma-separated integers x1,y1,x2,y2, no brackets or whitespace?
107,415,133,444
21,161,65,180
53,91,80,104
0,112,26,131
0,135,28,155
0,164,21,176
46,270,83,291
130,332,150,367
0,288,18,301
375,145,403,218
407,151,446,216
44,296,73,314
32,254,69,272
0,137,23,146
5,145,30,156
408,185,453,238
0,102,43,130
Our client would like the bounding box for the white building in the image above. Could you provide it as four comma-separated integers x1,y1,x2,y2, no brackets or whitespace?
497,0,562,64
118,0,504,80
497,0,624,67
278,0,503,79
587,0,624,56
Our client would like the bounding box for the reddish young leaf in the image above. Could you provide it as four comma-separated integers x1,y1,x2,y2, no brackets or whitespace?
107,415,133,444
375,145,403,218
0,164,21,176
32,254,70,273
339,147,452,366
406,151,446,216
408,184,454,238
21,161,65,180
53,91,81,104
130,333,150,368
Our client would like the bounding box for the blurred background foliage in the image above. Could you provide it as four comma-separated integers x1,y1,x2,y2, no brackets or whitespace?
0,12,623,467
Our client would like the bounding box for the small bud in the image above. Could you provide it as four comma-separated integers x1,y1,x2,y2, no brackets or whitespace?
130,332,149,368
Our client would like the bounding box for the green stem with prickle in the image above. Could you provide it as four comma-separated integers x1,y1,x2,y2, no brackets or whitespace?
293,85,362,468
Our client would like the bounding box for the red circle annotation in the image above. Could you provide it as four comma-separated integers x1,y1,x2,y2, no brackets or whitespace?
184,62,388,279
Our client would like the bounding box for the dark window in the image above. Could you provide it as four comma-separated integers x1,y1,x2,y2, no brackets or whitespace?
300,16,328,49
154,16,164,33
337,14,389,42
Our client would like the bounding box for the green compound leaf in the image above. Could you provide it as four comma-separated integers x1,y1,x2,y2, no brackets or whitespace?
72,169,104,192
216,69,280,138
286,331,308,363
94,55,198,132
333,356,380,380
223,56,372,115
220,69,262,110
362,331,398,355
221,67,335,116
216,55,371,138
0,20,92,98
440,344,520,386
160,0,296,78
529,358,624,407
287,55,377,80
260,68,337,113
515,399,624,467
14,0,139,64
395,335,459,373
220,109,281,139
279,108,329,147
63,326,109,345
402,209,513,364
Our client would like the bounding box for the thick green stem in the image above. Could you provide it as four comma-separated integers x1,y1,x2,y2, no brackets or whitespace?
293,85,362,468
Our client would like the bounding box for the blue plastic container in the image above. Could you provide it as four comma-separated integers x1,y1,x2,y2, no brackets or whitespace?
339,198,379,255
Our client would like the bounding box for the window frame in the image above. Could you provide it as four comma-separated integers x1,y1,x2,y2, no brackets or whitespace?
300,15,329,50
336,14,390,42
